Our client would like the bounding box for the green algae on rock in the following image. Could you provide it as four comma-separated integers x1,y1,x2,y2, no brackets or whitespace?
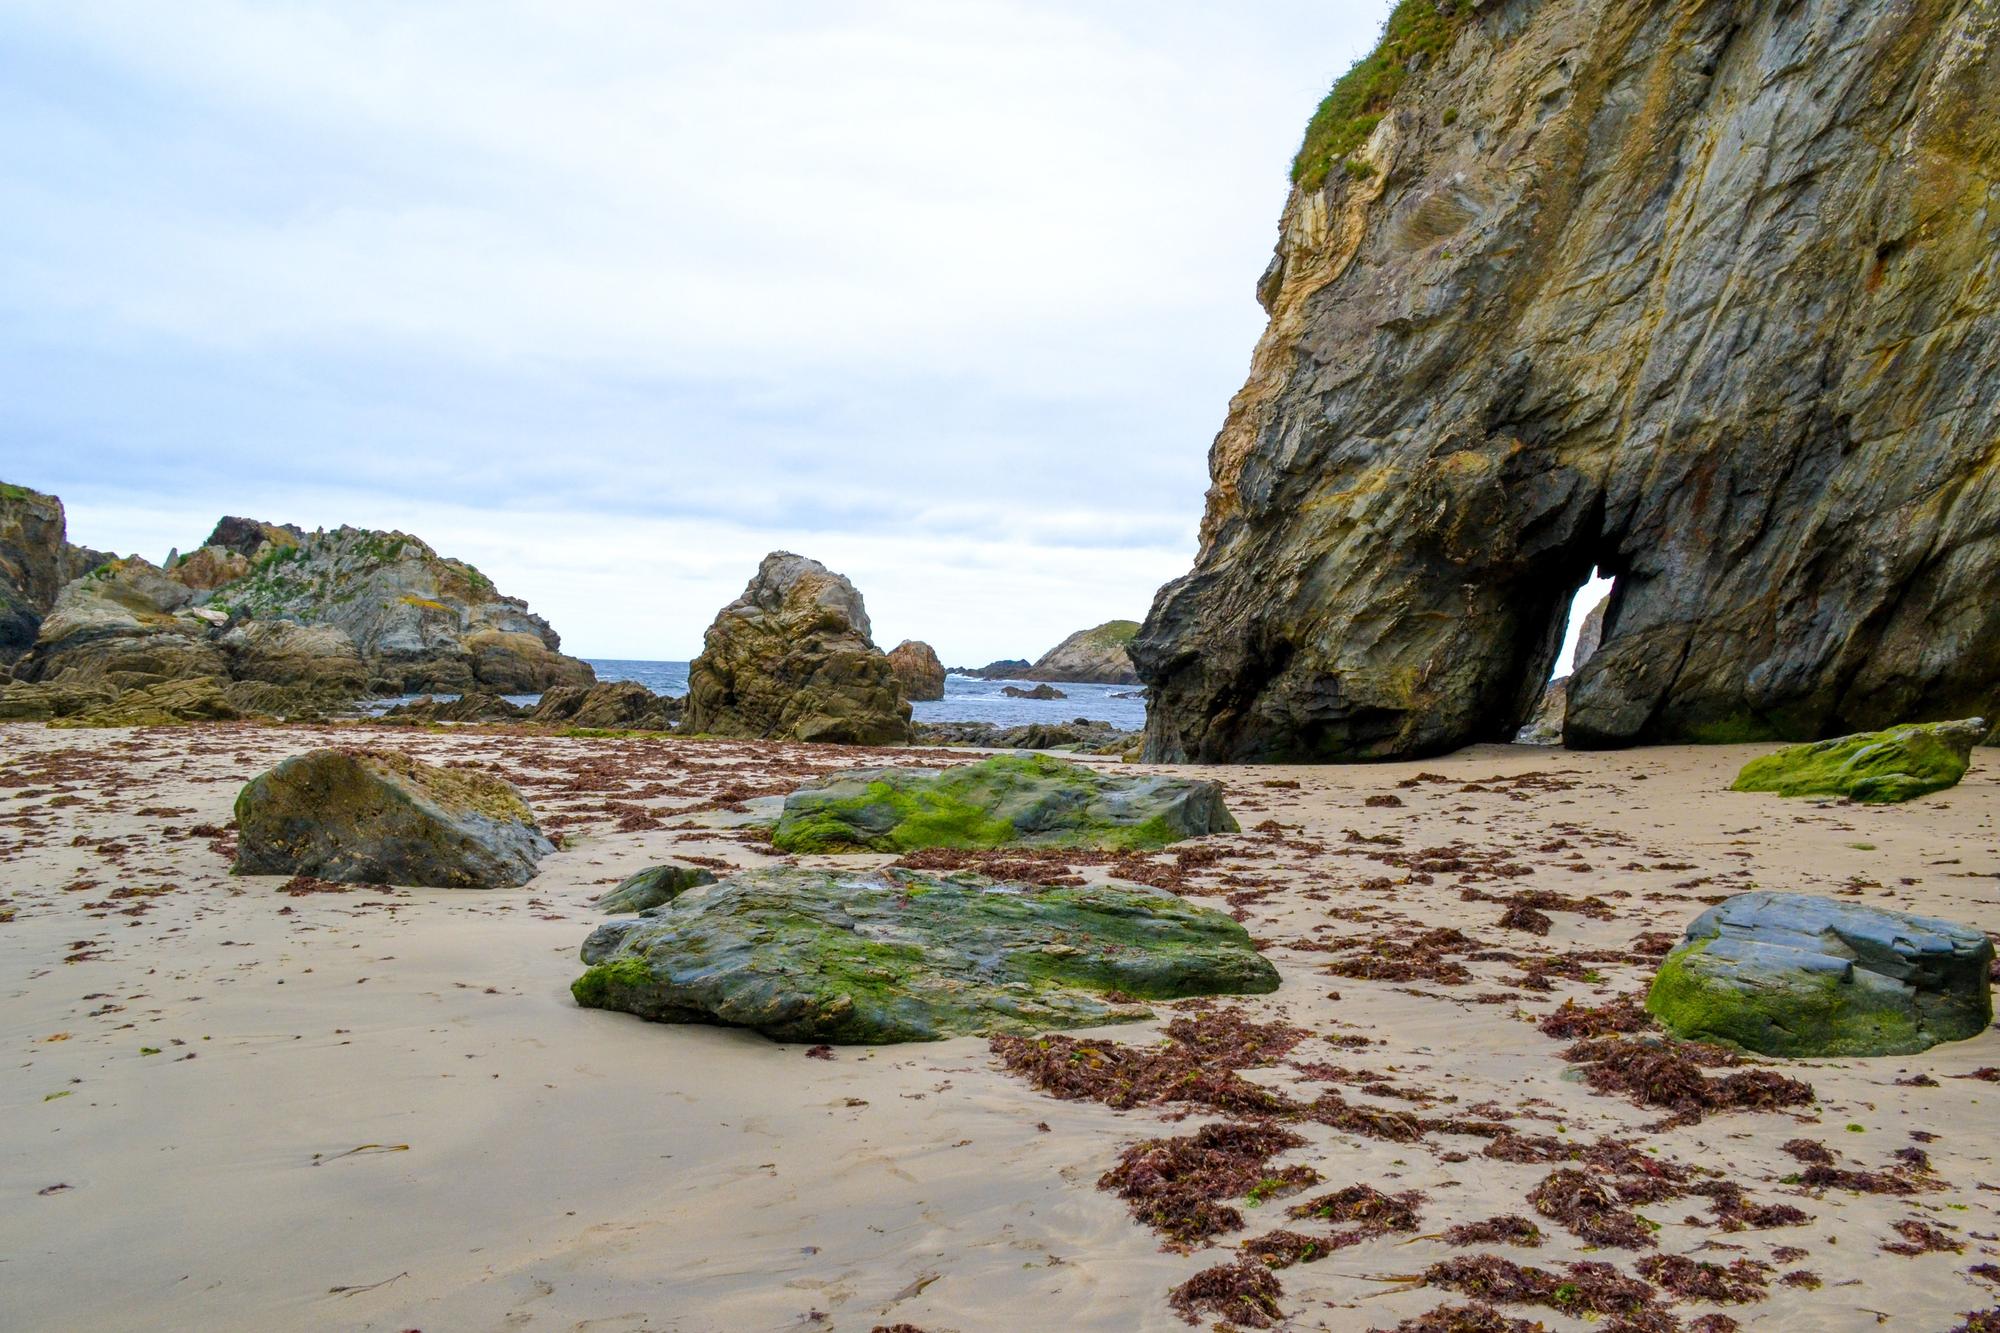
572,866,1279,1043
1729,719,1987,804
592,863,717,914
234,747,553,888
1645,892,1993,1058
769,753,1238,854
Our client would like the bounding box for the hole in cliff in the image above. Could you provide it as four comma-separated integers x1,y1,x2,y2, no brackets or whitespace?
1552,570,1616,680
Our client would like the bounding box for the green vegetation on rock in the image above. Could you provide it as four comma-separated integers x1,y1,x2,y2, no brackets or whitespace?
1644,892,1994,1058
770,753,1237,854
1292,0,1469,190
572,866,1280,1043
1729,719,1986,803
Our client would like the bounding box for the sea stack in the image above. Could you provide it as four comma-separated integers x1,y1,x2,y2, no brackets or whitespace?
1135,2,2000,763
682,551,912,745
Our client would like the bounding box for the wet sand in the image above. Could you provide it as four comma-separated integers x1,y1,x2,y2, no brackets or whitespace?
2,721,1996,1331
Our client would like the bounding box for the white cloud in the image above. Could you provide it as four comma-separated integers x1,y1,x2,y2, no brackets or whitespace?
3,0,1394,661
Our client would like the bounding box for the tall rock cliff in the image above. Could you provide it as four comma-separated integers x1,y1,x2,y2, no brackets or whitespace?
1136,0,2000,762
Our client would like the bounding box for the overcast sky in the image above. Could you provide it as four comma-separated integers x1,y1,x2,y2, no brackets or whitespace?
3,1,1401,662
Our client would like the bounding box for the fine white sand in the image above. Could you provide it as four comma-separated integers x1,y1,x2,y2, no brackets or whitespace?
2,721,1996,1331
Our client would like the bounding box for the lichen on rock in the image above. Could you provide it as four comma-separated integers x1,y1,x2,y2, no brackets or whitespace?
1645,892,1993,1058
1729,719,1986,804
233,746,553,888
571,866,1280,1043
769,752,1237,854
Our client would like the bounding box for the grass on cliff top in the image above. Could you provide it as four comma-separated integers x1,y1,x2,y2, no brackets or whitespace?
1084,620,1140,648
1292,0,1468,192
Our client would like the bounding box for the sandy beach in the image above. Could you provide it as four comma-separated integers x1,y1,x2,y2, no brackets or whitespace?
3,721,1997,1332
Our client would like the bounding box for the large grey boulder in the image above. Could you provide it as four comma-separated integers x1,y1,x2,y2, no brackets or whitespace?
234,747,553,888
1647,892,1994,1057
572,867,1279,1043
770,752,1237,853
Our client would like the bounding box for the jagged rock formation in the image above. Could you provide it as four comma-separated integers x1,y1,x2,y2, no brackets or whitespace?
1018,620,1141,684
211,525,591,693
683,552,912,745
0,482,114,665
886,639,947,701
10,508,592,715
1137,1,2000,762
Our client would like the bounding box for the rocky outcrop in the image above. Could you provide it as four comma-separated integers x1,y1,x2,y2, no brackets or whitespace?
683,552,911,745
381,692,525,724
213,525,592,694
572,867,1279,1043
1730,718,1986,804
1,482,115,665
1647,892,1994,1057
1137,2,2000,762
10,508,592,717
234,747,553,888
953,658,1031,680
529,680,679,731
204,516,301,559
1002,683,1066,700
1019,621,1141,684
770,753,1237,853
886,639,946,701
18,557,230,690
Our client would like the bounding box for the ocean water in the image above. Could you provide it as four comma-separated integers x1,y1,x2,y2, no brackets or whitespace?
364,660,1147,730
588,660,1147,730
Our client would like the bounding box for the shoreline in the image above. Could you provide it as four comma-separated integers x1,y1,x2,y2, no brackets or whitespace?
2,723,1997,1331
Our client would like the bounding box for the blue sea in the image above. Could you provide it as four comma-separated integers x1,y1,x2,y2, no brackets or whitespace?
366,660,1147,730
587,660,1148,730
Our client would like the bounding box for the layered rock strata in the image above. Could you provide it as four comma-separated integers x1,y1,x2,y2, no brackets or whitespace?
1137,1,2000,762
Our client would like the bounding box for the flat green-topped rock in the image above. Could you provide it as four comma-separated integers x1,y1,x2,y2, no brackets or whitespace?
572,866,1279,1043
1646,892,1993,1058
770,753,1238,854
1730,718,1987,803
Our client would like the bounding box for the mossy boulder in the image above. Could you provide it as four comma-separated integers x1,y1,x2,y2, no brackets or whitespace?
234,747,553,888
1645,892,1993,1058
572,866,1279,1043
770,753,1237,854
1729,718,1987,803
592,863,718,913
